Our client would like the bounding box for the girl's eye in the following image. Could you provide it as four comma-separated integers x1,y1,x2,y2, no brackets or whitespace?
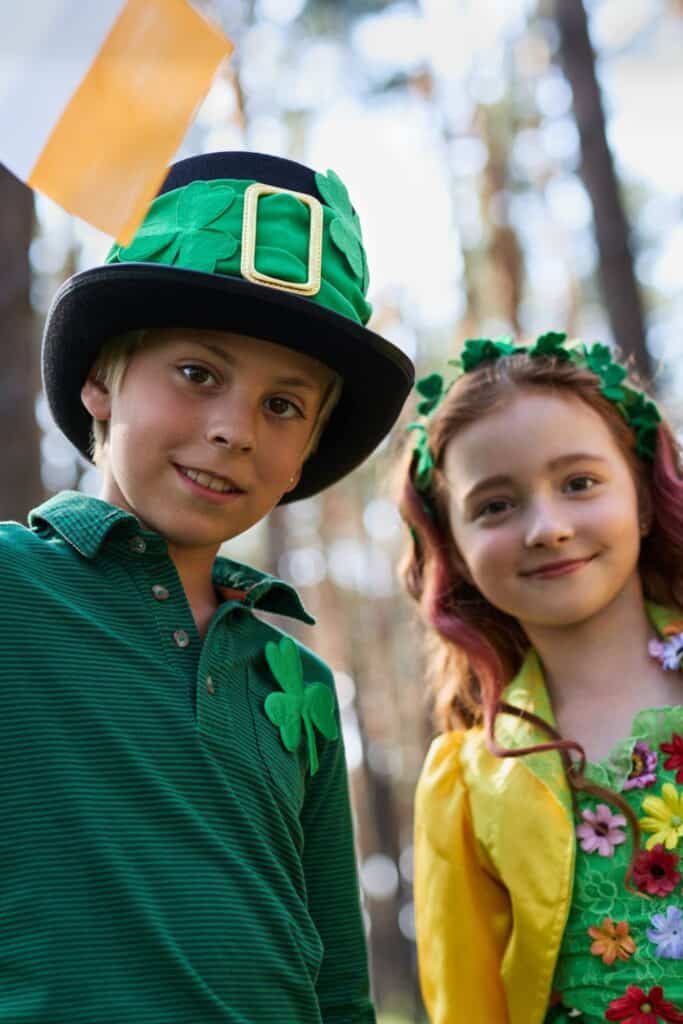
565,475,597,493
476,498,513,519
265,396,303,419
179,364,218,386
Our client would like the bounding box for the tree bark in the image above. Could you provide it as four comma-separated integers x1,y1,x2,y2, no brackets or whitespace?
555,0,651,380
0,165,42,522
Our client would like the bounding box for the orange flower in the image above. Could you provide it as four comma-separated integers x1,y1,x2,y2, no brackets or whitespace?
588,918,636,965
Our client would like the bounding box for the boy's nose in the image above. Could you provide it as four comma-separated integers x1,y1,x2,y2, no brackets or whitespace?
524,501,574,547
206,403,255,453
209,431,253,452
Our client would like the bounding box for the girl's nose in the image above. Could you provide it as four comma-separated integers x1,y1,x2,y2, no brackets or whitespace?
524,500,574,548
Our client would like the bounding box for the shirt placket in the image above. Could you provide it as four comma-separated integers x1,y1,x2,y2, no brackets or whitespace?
116,529,202,699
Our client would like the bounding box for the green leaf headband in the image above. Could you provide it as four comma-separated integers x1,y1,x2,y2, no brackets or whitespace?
106,170,371,326
409,331,661,497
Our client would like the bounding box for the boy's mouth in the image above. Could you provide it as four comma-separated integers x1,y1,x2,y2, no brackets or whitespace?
177,465,246,495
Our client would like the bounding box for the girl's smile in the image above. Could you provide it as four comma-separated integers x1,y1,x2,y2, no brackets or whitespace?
519,555,597,579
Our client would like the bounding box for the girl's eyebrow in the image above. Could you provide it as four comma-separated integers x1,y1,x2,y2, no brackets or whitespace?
547,452,609,469
190,341,319,390
463,474,514,504
463,452,608,504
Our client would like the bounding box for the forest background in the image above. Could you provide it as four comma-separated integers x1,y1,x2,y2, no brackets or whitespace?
1,0,681,1019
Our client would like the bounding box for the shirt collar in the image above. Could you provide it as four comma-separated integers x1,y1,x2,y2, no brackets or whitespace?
29,491,137,558
29,491,314,625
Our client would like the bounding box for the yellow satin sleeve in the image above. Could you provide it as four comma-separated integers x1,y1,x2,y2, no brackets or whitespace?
414,731,512,1024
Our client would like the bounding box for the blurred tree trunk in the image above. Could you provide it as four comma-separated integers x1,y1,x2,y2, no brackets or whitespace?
0,166,42,521
555,0,651,380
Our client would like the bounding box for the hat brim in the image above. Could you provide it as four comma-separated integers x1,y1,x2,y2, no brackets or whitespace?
42,262,414,502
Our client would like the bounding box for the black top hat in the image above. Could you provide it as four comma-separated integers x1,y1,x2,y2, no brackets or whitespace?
41,151,414,501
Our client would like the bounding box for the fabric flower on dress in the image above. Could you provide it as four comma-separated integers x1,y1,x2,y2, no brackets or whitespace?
587,917,636,965
624,741,658,791
576,804,627,856
606,985,683,1023
648,633,683,671
661,733,683,784
640,783,683,850
646,905,683,960
633,844,682,897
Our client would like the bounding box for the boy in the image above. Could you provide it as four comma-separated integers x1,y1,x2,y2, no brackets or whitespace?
1,152,413,1023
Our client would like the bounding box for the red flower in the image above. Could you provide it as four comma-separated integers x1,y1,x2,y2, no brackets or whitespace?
661,733,683,783
606,985,683,1023
633,843,682,897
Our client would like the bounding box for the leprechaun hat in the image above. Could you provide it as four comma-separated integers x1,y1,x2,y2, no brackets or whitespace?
41,151,414,501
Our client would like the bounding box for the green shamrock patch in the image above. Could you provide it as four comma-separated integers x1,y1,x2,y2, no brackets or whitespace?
117,181,238,273
315,169,368,290
264,637,339,776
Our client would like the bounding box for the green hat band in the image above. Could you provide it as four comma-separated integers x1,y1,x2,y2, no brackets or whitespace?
409,331,662,499
106,171,372,326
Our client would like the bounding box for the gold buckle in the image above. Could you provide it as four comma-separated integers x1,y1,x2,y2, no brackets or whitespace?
241,183,323,296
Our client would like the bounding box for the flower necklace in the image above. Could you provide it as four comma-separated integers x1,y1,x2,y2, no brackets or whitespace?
649,632,683,672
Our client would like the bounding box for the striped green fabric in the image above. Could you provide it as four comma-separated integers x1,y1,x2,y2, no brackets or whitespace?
0,491,374,1024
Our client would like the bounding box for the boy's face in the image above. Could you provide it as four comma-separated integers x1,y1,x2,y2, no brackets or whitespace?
81,328,335,553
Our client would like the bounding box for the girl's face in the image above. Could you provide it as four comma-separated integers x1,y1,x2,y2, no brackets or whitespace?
443,389,644,631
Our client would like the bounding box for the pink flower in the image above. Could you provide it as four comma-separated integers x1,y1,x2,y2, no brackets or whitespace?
576,803,627,857
624,741,658,791
649,633,683,671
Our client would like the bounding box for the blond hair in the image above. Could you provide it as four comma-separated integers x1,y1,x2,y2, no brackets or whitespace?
87,330,341,469
89,330,147,465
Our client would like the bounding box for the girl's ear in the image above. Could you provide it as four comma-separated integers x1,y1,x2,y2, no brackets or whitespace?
80,374,112,422
638,489,654,537
451,540,475,585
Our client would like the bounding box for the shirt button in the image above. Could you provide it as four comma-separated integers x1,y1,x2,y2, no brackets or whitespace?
173,629,190,648
129,535,147,554
206,674,216,695
152,584,170,601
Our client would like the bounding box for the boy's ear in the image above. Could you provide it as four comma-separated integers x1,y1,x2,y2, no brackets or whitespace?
283,466,302,494
80,374,112,422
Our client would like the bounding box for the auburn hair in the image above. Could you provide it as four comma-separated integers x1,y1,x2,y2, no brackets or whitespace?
399,353,683,879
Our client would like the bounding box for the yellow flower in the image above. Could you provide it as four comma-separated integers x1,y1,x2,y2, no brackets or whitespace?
588,918,636,965
639,782,683,850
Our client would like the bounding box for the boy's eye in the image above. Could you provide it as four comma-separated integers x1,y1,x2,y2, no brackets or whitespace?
179,364,218,386
265,396,303,419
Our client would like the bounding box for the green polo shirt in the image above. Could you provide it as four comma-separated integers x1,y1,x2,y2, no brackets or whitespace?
0,492,374,1024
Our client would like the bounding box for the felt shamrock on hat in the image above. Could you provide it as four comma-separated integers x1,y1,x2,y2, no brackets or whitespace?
264,636,339,776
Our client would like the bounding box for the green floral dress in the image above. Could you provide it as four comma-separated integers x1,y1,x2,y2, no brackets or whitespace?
545,708,683,1023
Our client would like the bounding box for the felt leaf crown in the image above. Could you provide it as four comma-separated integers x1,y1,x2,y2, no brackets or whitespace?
409,331,661,497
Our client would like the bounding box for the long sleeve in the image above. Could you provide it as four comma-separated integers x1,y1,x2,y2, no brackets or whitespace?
414,731,512,1024
299,670,375,1024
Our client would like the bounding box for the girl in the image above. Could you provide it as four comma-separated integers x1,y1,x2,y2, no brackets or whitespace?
400,333,683,1024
